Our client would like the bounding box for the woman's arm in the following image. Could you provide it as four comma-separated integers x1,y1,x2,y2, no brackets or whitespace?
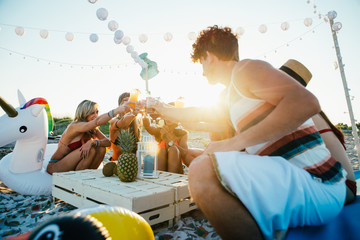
176,133,189,160
74,102,132,134
143,115,161,139
93,128,111,147
115,112,136,129
152,101,224,124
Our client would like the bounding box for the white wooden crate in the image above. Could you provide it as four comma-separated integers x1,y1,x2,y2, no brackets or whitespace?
52,169,175,226
138,171,198,219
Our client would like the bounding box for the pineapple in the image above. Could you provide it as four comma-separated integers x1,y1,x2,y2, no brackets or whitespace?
115,130,138,182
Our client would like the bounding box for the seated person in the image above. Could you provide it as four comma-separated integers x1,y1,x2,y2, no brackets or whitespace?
143,113,189,174
47,99,131,174
280,59,356,204
109,92,142,161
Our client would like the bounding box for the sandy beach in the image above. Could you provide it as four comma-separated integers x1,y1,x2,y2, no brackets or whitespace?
0,131,359,239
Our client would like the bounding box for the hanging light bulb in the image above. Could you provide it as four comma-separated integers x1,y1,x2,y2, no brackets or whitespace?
122,36,131,45
65,32,74,41
108,20,119,31
139,34,148,43
327,11,337,21
126,45,134,53
114,30,124,40
114,37,122,44
15,26,25,36
90,33,99,43
235,27,245,36
332,22,342,31
188,32,197,40
164,32,173,41
96,8,108,21
304,18,313,27
40,29,49,39
258,24,267,34
280,22,290,31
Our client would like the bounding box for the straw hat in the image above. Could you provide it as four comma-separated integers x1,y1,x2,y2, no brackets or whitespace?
279,59,312,86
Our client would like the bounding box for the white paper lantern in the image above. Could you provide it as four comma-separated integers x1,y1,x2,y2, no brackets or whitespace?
114,37,122,44
122,36,131,45
108,20,118,31
114,30,124,40
164,32,173,42
15,27,25,36
126,45,134,53
139,34,148,43
140,60,148,69
235,27,245,36
188,32,197,40
280,22,290,31
131,51,138,59
258,24,267,34
90,33,99,43
327,11,337,21
332,22,342,31
304,18,313,27
96,8,108,21
88,0,98,3
40,29,49,39
65,32,74,41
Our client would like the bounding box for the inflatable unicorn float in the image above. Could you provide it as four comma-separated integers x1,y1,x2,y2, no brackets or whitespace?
0,90,57,195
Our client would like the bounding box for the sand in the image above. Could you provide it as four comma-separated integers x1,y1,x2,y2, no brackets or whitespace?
0,131,359,239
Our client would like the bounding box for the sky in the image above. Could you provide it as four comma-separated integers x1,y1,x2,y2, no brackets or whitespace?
0,0,359,126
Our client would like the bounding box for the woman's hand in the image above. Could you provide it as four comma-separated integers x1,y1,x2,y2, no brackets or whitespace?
79,140,93,160
118,100,134,113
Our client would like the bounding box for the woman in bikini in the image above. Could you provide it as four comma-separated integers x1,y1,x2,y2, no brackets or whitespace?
280,59,356,204
313,111,356,204
108,92,142,161
143,113,189,174
47,99,131,174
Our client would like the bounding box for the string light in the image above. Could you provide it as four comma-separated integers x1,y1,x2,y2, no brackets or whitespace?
0,1,327,73
256,21,324,58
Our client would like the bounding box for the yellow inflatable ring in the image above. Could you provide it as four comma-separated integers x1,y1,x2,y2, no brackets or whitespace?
73,205,154,240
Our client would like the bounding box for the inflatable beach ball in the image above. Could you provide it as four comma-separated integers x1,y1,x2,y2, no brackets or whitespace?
28,205,154,240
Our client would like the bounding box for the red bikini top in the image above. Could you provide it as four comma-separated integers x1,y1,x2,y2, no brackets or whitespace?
67,139,83,151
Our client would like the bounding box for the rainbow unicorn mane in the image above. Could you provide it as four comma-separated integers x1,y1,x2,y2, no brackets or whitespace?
21,98,54,134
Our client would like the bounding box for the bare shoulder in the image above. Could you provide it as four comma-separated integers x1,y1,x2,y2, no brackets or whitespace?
234,59,274,76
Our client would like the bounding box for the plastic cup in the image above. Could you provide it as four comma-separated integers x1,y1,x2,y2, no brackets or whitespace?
129,89,140,109
146,97,156,113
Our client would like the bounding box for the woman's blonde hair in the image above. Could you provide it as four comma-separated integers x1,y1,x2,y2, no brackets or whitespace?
74,100,98,136
74,100,97,122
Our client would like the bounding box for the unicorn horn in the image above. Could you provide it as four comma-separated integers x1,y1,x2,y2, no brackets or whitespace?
0,97,18,117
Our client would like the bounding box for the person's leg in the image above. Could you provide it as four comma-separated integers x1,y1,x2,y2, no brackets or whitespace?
157,147,167,171
75,147,97,170
89,146,106,169
188,154,263,240
167,146,183,173
47,150,83,174
182,148,204,167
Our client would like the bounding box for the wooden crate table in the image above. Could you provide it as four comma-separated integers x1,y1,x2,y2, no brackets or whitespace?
52,169,175,226
137,171,198,221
